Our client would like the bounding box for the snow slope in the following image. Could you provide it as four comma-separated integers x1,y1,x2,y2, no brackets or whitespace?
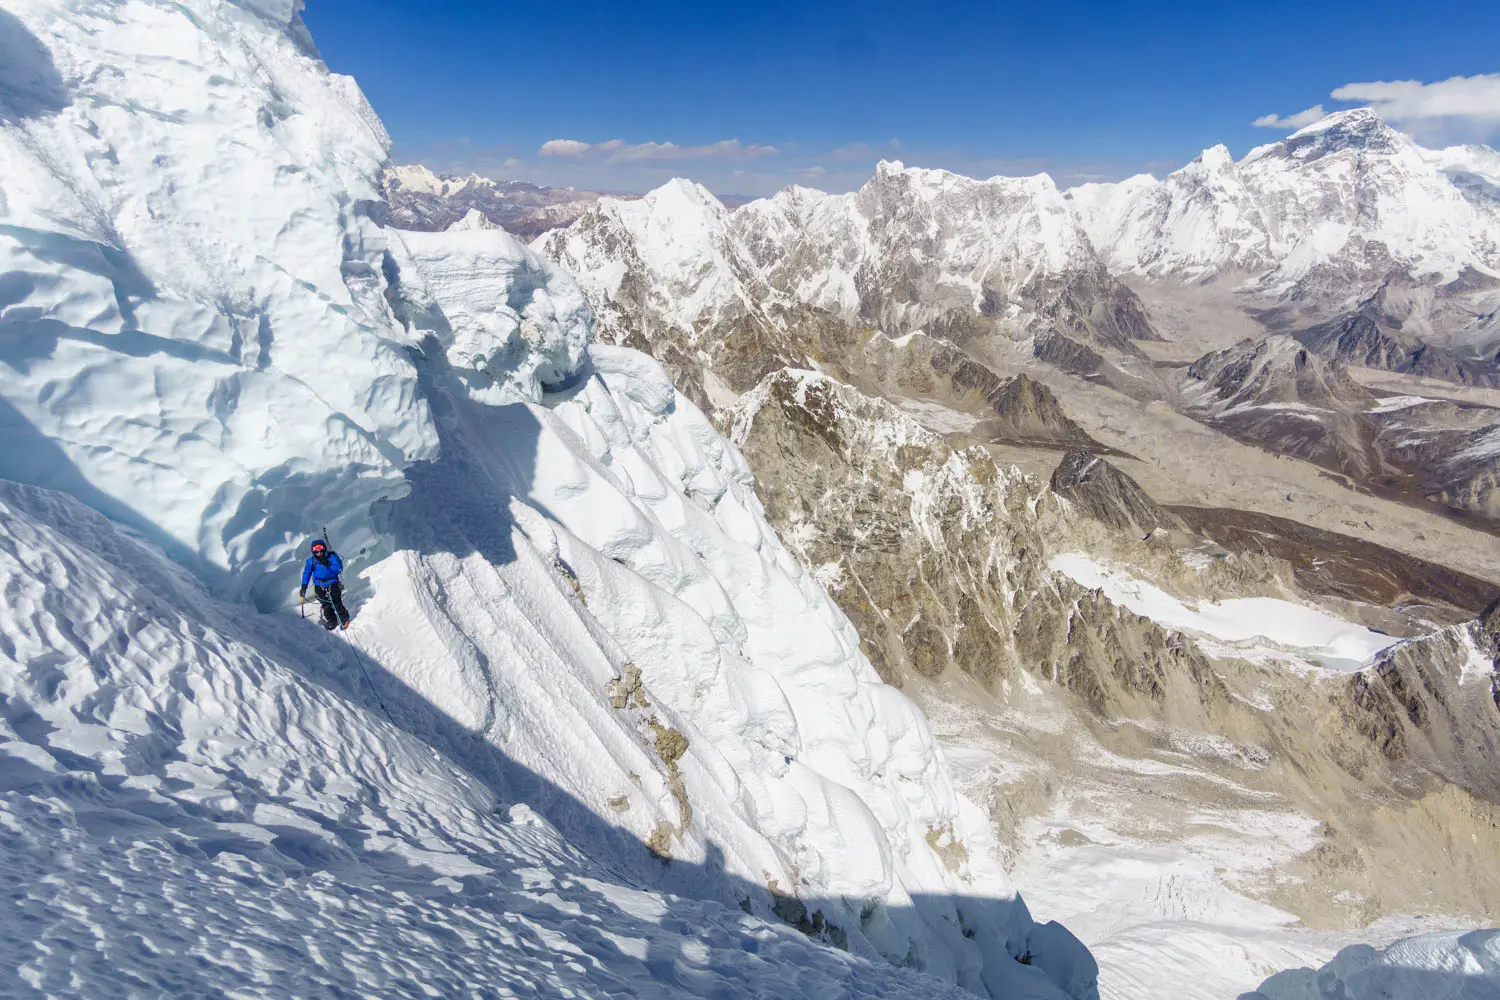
1048,553,1399,671
1245,929,1500,1000
0,1,1092,996
0,478,974,999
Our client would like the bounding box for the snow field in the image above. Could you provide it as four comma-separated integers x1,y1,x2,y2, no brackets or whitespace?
1048,553,1399,670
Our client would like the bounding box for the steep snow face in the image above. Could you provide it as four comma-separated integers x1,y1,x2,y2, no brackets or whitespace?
375,235,1088,990
384,226,592,403
1245,929,1500,1000
0,475,1035,999
1067,110,1500,297
0,0,435,605
536,177,774,346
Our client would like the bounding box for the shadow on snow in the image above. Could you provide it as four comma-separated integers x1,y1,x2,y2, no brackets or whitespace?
0,335,1081,998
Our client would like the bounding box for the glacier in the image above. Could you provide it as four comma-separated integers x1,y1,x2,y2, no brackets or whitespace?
0,0,1095,996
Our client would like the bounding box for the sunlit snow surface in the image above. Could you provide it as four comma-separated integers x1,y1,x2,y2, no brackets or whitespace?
1246,929,1500,1000
0,481,994,998
0,1,1092,995
1048,553,1399,671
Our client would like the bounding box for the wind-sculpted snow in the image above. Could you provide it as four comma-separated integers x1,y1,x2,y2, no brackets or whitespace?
0,0,435,606
373,232,1090,991
385,226,592,403
0,3,1097,995
0,478,1025,999
1243,929,1500,1000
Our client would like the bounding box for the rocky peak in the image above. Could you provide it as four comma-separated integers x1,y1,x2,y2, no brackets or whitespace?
1340,604,1500,802
1183,336,1386,477
983,374,1100,448
1267,107,1406,163
732,368,1221,713
1187,335,1373,409
1049,450,1185,535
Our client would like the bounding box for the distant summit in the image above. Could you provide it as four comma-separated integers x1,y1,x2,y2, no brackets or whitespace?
382,164,634,238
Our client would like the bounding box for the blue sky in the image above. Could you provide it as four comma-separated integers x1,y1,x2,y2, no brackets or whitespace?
304,0,1500,195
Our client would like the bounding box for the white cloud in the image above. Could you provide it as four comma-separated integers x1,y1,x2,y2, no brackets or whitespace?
606,139,779,162
800,165,828,178
1330,74,1500,126
829,139,903,161
502,157,521,168
538,138,591,157
536,137,778,163
1252,104,1327,129
1254,75,1500,136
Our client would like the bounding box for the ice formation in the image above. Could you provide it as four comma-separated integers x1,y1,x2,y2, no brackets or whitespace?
0,1,1093,996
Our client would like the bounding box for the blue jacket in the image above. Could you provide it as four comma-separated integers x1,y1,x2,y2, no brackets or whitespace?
302,550,343,590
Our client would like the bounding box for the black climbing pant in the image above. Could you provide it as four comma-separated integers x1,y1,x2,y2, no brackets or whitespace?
315,582,351,630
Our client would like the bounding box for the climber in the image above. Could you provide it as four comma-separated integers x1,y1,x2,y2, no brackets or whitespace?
300,538,351,630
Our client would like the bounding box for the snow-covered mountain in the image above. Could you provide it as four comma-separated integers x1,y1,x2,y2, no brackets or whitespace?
383,163,623,237
0,1,1096,996
1067,109,1500,361
1068,110,1500,291
733,162,1155,350
536,163,1155,389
